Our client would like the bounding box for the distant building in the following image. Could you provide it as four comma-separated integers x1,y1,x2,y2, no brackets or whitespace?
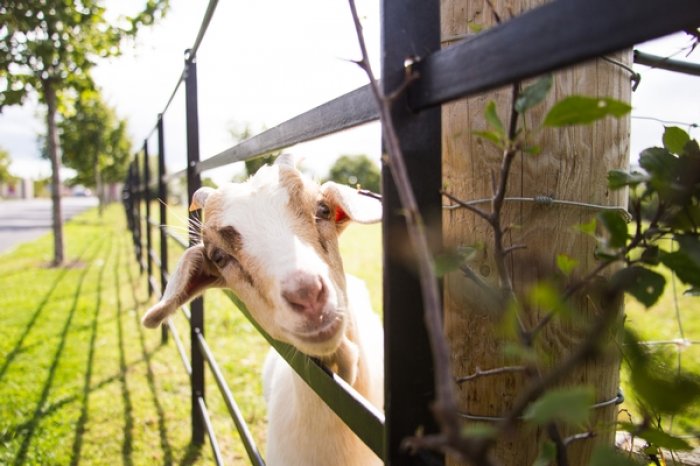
0,178,34,199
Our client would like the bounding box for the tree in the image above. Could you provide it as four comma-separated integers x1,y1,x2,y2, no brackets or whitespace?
228,121,279,178
1,0,168,265
0,147,12,183
59,88,132,214
328,154,381,193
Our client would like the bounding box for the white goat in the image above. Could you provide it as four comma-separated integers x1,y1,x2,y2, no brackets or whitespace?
142,155,384,466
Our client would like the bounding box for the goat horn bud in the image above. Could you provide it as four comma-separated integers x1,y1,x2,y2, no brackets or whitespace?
189,187,215,212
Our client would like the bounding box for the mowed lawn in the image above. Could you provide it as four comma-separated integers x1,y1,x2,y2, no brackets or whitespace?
0,202,382,465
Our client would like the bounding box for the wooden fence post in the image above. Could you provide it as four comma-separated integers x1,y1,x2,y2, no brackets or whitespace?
441,1,631,464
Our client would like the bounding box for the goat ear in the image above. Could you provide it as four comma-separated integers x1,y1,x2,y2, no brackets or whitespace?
142,244,223,328
321,182,382,230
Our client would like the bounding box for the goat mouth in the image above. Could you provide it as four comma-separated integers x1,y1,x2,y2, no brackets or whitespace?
293,314,343,344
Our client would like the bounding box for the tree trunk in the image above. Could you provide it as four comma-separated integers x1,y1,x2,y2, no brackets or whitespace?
441,1,631,464
96,165,104,217
44,80,65,267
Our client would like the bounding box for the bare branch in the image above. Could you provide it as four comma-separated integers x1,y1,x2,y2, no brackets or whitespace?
442,190,492,222
456,365,527,384
347,0,467,455
503,244,527,256
547,423,570,466
563,431,596,447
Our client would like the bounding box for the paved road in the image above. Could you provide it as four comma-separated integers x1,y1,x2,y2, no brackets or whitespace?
0,197,99,254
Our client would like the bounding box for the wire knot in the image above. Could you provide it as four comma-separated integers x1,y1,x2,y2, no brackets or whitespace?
533,195,554,206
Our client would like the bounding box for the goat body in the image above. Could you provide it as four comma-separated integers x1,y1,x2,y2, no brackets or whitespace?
264,275,383,466
142,155,384,465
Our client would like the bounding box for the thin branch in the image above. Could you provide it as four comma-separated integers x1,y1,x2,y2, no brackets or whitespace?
442,190,492,222
347,0,472,459
503,244,527,256
490,84,522,298
563,431,596,447
494,292,619,436
456,365,527,384
548,423,570,466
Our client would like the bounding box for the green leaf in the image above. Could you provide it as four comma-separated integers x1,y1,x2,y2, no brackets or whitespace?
434,252,464,277
663,126,691,155
467,21,485,34
589,445,642,466
661,235,700,287
639,245,660,266
598,211,628,249
502,341,540,365
610,266,665,307
556,254,578,276
473,130,504,147
515,75,553,113
639,147,677,180
533,441,556,466
576,218,597,237
543,96,632,127
607,169,648,190
524,145,542,156
660,251,700,287
523,386,594,427
529,282,571,317
485,101,506,137
630,368,700,414
618,423,692,451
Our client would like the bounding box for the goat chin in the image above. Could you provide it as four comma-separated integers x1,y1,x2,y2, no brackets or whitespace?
263,274,384,466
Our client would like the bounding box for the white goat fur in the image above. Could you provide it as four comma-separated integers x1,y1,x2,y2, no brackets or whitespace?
142,155,384,465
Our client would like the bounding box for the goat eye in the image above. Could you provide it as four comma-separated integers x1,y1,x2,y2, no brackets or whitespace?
316,202,332,221
210,248,233,269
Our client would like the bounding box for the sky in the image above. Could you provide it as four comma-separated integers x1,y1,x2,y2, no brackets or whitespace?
0,0,698,185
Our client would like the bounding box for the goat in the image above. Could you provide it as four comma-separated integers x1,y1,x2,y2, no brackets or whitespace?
141,154,384,466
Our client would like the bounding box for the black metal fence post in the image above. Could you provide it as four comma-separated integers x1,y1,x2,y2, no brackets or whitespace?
125,163,135,243
185,49,205,446
157,114,169,344
133,156,144,274
144,140,154,297
381,0,443,464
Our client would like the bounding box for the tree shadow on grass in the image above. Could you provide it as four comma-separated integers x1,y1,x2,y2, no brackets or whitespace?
124,236,174,465
115,234,135,466
0,239,97,385
69,234,113,466
0,351,158,446
12,238,106,466
179,442,203,466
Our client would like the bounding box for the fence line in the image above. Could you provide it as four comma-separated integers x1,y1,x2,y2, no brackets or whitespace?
123,0,700,464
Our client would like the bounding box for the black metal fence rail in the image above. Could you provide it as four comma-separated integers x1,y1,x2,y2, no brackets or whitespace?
122,0,700,464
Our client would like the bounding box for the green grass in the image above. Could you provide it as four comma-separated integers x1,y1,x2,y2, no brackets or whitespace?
1,205,221,464
0,203,383,465
621,265,700,440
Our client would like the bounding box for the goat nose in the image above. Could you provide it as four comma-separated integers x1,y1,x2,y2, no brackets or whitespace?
282,273,327,317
